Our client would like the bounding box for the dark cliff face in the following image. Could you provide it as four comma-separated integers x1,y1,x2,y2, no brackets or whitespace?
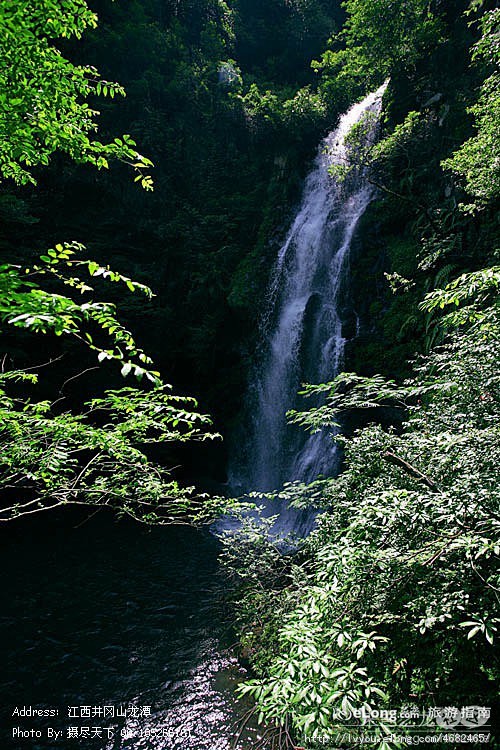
1,1,344,439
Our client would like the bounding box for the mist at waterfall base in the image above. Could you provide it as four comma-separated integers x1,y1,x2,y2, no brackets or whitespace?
226,84,387,537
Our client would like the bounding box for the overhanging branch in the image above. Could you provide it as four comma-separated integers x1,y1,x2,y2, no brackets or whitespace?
382,451,439,491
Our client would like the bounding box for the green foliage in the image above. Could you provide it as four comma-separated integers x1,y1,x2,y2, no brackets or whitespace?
236,83,326,137
0,0,153,187
226,288,499,747
0,238,232,524
0,375,225,524
442,9,500,209
339,0,441,77
370,111,426,166
0,242,161,382
421,265,500,329
313,0,441,104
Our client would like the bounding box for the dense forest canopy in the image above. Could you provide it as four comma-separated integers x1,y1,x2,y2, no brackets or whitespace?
0,0,499,748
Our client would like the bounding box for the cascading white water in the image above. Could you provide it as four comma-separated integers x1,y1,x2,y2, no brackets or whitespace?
229,84,387,533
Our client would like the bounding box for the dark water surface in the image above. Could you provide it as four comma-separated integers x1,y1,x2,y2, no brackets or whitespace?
0,514,261,749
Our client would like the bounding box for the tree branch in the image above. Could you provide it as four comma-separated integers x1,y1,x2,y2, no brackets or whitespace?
381,451,439,491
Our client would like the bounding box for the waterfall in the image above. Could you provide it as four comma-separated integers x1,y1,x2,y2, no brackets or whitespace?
228,84,387,534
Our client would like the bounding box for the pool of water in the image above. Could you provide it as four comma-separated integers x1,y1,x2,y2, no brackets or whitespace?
0,514,264,749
